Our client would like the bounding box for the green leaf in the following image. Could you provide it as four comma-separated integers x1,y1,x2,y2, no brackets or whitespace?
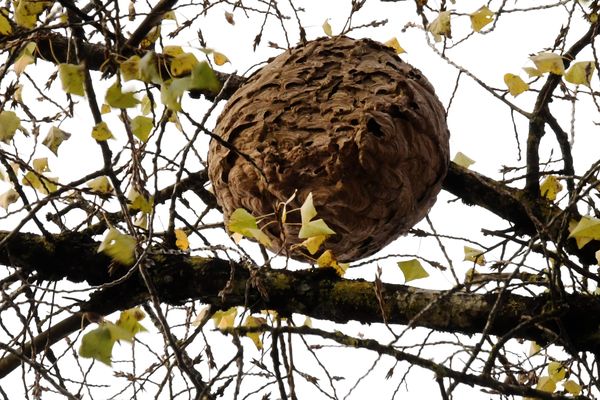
97,228,137,266
160,81,183,111
228,208,258,234
15,0,50,28
298,219,335,239
91,121,114,141
130,116,153,142
139,51,162,84
105,82,139,109
79,324,115,365
0,111,21,143
42,126,71,155
58,63,85,96
189,62,221,93
398,259,429,282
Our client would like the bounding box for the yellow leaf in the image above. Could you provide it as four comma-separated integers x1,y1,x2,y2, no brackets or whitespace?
86,176,113,194
503,73,529,97
213,51,230,66
464,246,485,265
384,37,405,54
175,228,190,250
58,63,85,96
0,111,21,143
568,216,600,248
303,316,312,327
548,361,566,382
130,115,153,142
105,82,139,109
15,0,50,28
128,189,153,213
317,250,348,276
523,67,542,77
322,19,332,36
428,11,451,42
22,171,57,194
163,45,184,57
14,42,36,75
300,192,317,224
140,25,160,48
32,157,49,173
42,126,71,155
536,376,556,393
565,61,595,86
120,55,140,82
530,52,565,75
97,227,137,266
100,103,111,114
116,308,147,339
301,235,327,255
212,307,237,329
470,6,494,32
133,213,148,229
452,152,475,169
0,189,19,210
540,175,562,201
398,259,429,282
243,315,266,350
0,8,12,35
91,121,114,141
140,95,154,115
170,53,199,77
299,219,336,239
596,249,600,265
528,341,541,356
563,380,581,395
246,228,272,246
162,11,176,21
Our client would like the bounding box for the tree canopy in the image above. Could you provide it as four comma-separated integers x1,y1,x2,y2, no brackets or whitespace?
1,0,600,399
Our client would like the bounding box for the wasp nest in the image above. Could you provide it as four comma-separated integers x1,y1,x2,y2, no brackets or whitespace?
208,36,449,262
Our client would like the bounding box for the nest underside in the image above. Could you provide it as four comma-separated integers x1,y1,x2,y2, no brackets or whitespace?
208,36,450,262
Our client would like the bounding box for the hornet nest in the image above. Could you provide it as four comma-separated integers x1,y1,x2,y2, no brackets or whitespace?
208,36,450,262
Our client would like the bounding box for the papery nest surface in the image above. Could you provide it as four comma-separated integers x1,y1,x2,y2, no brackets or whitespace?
208,36,450,262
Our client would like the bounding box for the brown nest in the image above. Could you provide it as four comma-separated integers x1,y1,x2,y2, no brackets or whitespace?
208,36,450,262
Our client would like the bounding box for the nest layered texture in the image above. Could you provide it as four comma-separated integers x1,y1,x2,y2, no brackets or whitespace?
208,36,450,262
